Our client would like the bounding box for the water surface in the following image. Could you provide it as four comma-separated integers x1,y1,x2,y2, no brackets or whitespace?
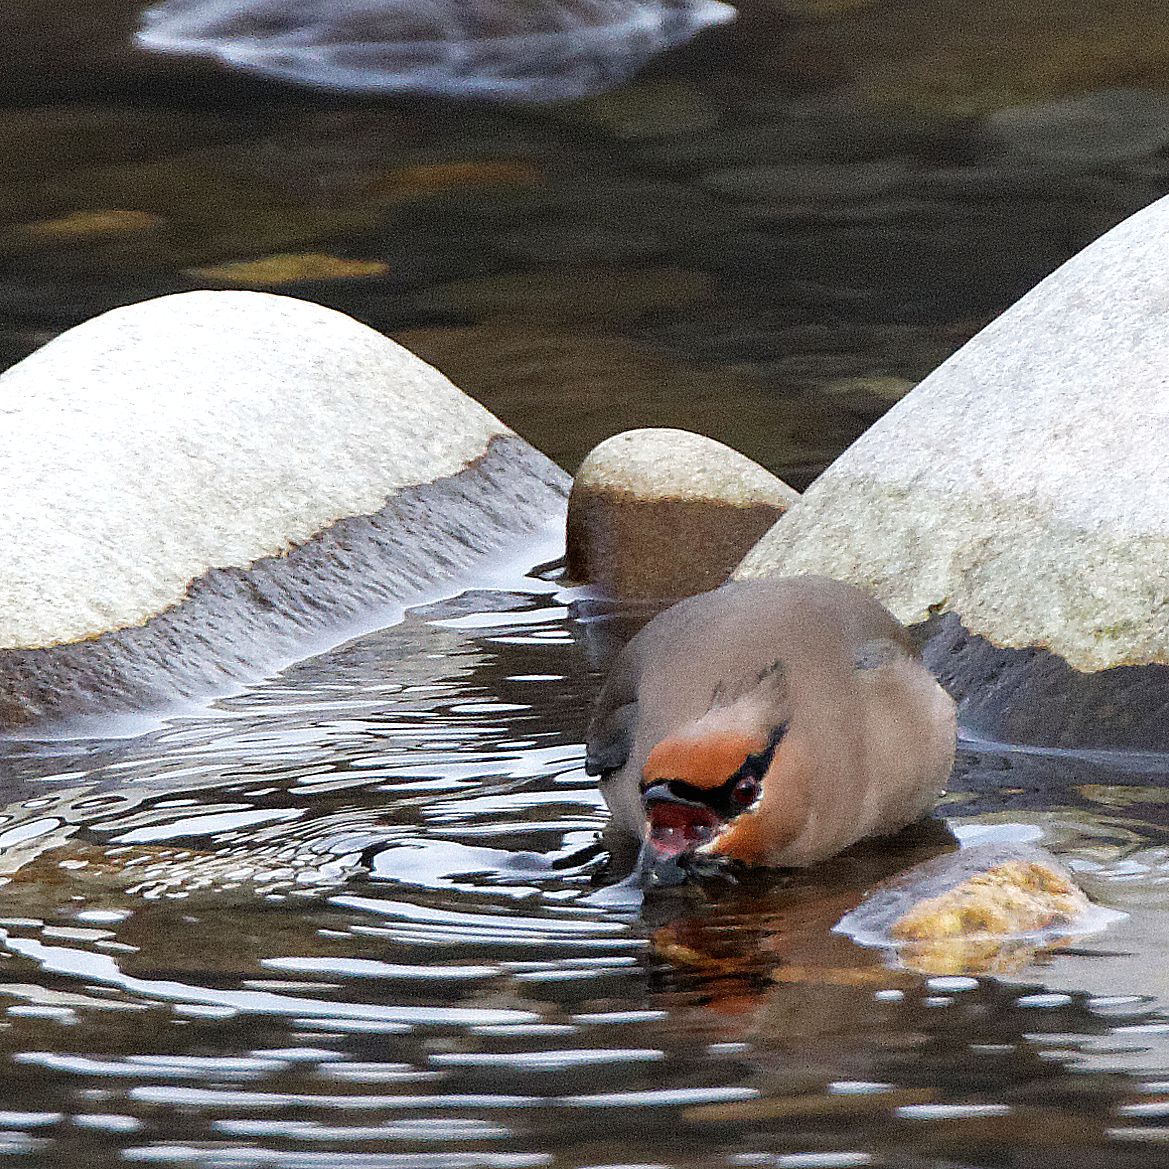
7,1,1169,483
0,564,1165,1166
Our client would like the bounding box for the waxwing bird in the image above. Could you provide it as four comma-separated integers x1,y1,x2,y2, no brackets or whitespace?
586,576,956,870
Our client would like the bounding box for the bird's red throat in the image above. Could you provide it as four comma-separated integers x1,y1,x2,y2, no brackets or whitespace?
645,801,724,859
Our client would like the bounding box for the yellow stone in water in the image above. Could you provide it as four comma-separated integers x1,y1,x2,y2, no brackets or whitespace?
188,252,389,286
889,860,1091,942
896,937,1050,978
25,209,162,240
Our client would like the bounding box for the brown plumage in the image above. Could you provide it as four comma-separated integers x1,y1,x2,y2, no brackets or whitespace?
586,576,956,869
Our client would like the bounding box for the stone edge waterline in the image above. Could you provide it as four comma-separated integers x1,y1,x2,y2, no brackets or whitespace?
0,433,569,729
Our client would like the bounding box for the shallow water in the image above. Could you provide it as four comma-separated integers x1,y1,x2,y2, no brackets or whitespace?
0,561,1167,1166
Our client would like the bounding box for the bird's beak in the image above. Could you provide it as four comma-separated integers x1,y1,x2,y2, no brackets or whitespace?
641,781,725,860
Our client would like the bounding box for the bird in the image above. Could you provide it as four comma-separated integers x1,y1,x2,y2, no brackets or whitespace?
585,575,956,870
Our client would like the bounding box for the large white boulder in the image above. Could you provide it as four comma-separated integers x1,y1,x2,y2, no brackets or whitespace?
736,192,1169,747
0,290,567,727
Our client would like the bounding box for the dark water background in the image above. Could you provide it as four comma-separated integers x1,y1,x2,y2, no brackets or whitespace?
6,2,1169,1165
9,0,1169,483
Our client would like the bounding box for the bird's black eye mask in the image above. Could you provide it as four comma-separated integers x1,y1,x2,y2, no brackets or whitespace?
640,724,786,821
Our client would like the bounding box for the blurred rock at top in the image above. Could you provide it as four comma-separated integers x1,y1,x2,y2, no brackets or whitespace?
134,0,738,102
7,0,1169,106
4,1,1169,482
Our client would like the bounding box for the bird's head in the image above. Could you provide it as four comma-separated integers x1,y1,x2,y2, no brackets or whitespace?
638,711,807,869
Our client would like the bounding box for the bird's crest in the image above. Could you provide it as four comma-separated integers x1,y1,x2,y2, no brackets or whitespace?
710,657,786,709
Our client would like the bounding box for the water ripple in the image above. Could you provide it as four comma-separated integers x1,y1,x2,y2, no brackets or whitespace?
0,567,1165,1167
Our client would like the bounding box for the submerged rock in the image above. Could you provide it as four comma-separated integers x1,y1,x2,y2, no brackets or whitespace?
24,209,164,241
735,191,1169,747
987,88,1169,168
780,0,1169,115
134,0,737,103
566,428,798,599
887,856,1089,942
835,844,1124,975
0,290,567,728
188,251,390,285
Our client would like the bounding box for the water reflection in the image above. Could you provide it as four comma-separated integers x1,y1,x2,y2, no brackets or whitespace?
0,564,1162,1164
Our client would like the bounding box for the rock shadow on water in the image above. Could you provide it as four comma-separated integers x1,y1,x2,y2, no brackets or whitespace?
134,0,738,102
925,611,1169,753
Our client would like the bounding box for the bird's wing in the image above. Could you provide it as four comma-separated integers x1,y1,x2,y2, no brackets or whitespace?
852,635,914,672
585,699,639,777
584,634,648,778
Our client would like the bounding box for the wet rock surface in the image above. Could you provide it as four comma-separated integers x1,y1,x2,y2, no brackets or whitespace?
0,290,567,725
737,190,1169,745
566,428,798,598
923,615,1169,751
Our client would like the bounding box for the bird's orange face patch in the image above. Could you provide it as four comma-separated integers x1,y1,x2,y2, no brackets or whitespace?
704,736,810,867
641,731,765,792
639,726,791,865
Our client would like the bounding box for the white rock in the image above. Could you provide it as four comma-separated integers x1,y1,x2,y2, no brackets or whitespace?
736,192,1169,674
574,427,795,506
0,290,566,724
3,291,501,646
